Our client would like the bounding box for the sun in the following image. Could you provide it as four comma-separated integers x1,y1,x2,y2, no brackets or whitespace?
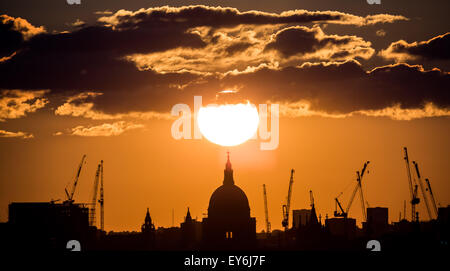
197,103,259,146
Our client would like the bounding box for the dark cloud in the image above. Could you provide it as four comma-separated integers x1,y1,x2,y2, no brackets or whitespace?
0,13,205,113
20,23,205,56
0,10,446,120
381,33,450,61
217,61,450,114
224,41,254,56
0,6,405,97
264,26,374,60
125,24,375,74
0,19,22,58
265,26,321,57
98,5,407,29
0,14,45,58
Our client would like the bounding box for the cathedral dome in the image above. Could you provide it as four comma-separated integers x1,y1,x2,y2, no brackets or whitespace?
207,153,250,219
208,184,250,218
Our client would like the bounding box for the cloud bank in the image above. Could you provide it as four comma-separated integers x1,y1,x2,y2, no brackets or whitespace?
380,33,450,61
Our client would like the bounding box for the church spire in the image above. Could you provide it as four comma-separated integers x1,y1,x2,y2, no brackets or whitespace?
223,151,234,185
145,208,152,225
226,151,232,171
142,207,155,233
185,207,192,222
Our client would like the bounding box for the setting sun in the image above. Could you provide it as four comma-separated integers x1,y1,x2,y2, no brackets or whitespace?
197,103,259,146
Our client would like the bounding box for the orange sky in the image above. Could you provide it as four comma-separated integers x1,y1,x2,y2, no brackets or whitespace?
1,1,449,233
1,114,448,232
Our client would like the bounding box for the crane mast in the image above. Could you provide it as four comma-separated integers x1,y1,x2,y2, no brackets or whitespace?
263,184,271,236
425,178,439,219
89,164,101,226
357,162,369,222
99,160,104,231
64,154,86,204
413,161,432,220
403,147,420,222
282,169,294,231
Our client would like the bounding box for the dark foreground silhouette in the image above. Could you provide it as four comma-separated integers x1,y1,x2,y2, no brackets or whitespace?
1,155,448,251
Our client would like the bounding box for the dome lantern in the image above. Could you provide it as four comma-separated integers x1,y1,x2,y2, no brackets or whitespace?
223,151,234,185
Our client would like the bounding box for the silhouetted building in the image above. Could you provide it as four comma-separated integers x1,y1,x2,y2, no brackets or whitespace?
102,231,144,250
325,217,356,240
437,205,450,244
7,202,90,250
296,202,325,249
180,208,202,249
141,208,156,249
202,153,256,249
438,205,450,224
309,204,319,226
292,209,311,229
365,207,389,238
156,227,182,250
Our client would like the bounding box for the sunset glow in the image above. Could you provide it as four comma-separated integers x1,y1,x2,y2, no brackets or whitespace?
197,103,259,146
0,1,449,255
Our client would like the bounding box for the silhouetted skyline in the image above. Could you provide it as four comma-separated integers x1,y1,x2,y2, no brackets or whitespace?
2,154,448,251
0,0,449,235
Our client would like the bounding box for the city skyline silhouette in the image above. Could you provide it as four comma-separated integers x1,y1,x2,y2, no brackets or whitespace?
2,152,448,251
0,0,449,253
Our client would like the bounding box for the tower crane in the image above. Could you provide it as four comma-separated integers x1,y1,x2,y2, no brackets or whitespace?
425,178,439,219
64,154,86,204
89,163,101,226
88,160,104,230
263,184,271,236
403,147,419,222
99,160,104,231
282,169,294,231
334,161,369,221
413,161,432,220
310,190,314,208
357,167,367,221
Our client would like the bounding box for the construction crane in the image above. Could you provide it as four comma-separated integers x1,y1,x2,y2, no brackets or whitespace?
310,190,314,208
263,184,271,236
334,161,369,221
282,169,294,231
99,160,104,231
425,178,439,219
413,161,432,220
403,147,420,222
89,163,101,226
357,166,368,222
64,154,86,204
